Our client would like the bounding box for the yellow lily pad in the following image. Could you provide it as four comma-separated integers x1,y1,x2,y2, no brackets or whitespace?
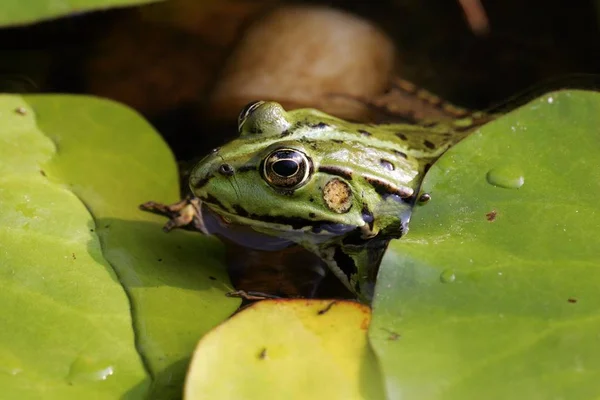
185,299,385,400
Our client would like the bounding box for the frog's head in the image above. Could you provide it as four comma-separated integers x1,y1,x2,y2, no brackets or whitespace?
188,101,381,250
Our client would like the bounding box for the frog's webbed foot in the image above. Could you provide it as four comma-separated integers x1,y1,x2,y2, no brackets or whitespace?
139,196,206,233
225,290,283,301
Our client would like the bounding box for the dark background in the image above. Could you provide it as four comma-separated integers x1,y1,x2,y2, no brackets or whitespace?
0,0,598,159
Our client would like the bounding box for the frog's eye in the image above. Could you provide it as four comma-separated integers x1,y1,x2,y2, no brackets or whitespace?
238,100,265,131
262,148,311,190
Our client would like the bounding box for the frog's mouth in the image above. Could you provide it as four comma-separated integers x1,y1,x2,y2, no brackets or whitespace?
199,202,357,252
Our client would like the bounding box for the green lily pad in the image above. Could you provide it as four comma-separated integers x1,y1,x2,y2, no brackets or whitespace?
370,90,600,399
185,299,385,400
0,94,239,399
0,0,162,27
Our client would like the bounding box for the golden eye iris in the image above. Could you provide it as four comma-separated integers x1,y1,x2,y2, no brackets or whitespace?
262,148,311,189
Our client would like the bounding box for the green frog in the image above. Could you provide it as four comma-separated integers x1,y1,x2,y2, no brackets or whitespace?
141,98,490,303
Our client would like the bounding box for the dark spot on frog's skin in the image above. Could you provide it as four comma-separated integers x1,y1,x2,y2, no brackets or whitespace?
249,127,263,134
258,348,267,360
293,121,304,130
334,247,357,277
568,298,577,303
358,129,371,136
310,122,329,129
236,165,256,173
380,159,395,171
418,193,432,203
72,253,76,260
202,194,228,212
332,139,343,144
421,121,439,128
309,197,315,203
219,164,234,176
90,229,94,232
393,150,408,159
424,140,436,149
232,204,249,217
309,212,316,218
364,176,413,198
317,301,337,315
192,175,212,189
209,276,216,281
157,258,162,262
278,189,296,197
486,210,497,222
318,165,353,180
218,202,335,230
302,140,318,150
279,129,292,137
104,224,110,228
396,132,408,141
40,170,46,177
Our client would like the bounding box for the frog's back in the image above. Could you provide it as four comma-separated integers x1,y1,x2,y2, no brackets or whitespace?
222,102,469,201
293,107,469,159
277,107,469,192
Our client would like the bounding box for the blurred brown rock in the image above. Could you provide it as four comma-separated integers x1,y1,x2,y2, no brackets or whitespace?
208,5,397,122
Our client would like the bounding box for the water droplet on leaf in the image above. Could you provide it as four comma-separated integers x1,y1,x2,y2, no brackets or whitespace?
440,269,456,283
67,356,114,384
486,166,524,189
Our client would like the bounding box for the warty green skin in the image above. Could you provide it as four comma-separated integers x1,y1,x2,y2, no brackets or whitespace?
189,101,473,303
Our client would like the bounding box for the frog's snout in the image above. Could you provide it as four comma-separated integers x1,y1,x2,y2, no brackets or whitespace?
189,159,238,194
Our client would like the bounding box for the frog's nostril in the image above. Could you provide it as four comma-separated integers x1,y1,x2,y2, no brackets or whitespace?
218,164,235,176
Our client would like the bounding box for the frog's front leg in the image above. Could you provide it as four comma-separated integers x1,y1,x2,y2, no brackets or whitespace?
314,239,390,304
139,196,206,233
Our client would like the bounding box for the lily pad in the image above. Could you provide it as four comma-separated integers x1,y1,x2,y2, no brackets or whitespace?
0,95,239,399
185,299,384,400
370,90,600,399
0,0,162,27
